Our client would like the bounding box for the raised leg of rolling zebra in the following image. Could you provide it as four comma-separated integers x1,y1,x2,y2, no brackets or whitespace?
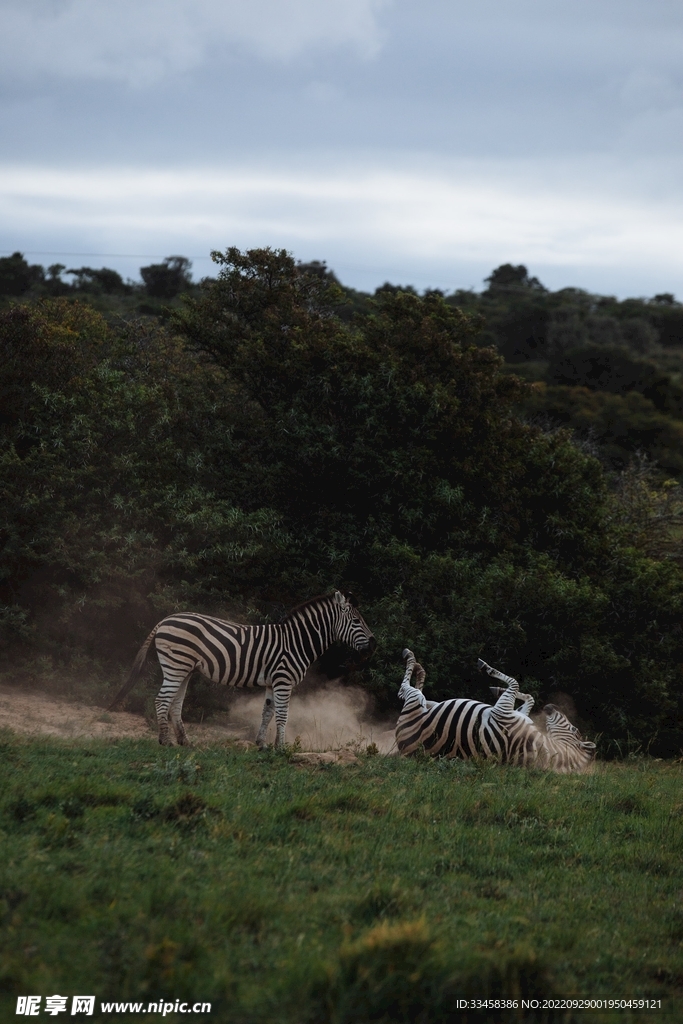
477,658,519,689
273,683,293,749
256,686,275,749
400,649,417,691
517,693,534,717
478,659,520,719
169,674,192,746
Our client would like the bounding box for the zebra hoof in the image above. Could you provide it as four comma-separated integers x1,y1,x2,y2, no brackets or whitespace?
402,648,413,661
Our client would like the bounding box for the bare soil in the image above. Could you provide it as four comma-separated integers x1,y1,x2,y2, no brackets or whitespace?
0,682,397,755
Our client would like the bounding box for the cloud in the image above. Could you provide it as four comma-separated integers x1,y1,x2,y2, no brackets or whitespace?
2,158,683,294
0,0,389,86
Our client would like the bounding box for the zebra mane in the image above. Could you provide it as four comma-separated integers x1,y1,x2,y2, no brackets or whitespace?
280,590,358,621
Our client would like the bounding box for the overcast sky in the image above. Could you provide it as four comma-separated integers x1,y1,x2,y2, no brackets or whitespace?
1,0,683,295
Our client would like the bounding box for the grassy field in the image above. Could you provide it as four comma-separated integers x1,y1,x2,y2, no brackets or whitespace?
1,733,682,1023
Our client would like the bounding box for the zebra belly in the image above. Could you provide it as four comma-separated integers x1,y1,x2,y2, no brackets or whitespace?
397,700,487,759
155,617,276,688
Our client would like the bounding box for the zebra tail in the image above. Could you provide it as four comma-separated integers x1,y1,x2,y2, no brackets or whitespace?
107,625,159,710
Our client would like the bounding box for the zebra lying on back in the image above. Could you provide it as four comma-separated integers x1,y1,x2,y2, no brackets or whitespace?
396,650,595,773
108,591,376,749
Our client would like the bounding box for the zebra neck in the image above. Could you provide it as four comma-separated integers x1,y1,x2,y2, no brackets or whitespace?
281,605,333,670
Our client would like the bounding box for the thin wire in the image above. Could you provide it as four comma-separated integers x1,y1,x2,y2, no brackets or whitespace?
0,250,215,259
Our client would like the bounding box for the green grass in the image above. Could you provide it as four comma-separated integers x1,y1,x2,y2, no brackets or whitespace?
1,734,682,1023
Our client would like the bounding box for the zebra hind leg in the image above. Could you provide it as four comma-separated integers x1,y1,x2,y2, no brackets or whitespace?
256,687,275,749
490,686,534,716
155,692,174,746
478,659,518,688
169,675,192,746
484,665,521,723
273,683,293,749
516,692,535,717
155,655,194,746
399,649,418,690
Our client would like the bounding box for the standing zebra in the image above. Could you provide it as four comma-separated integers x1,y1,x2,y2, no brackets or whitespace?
396,650,595,773
108,591,376,748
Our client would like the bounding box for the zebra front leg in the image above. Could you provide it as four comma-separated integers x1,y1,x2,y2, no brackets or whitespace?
256,686,275,749
169,675,192,746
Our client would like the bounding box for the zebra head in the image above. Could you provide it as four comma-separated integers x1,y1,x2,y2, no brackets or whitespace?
543,703,596,769
332,591,376,655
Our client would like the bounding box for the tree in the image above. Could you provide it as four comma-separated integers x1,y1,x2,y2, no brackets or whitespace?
547,345,683,417
0,252,44,297
484,264,545,292
173,249,683,753
140,256,192,299
0,299,285,664
67,266,130,294
4,250,683,753
522,383,683,475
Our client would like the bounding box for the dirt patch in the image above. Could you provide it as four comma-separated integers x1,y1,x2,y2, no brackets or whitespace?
0,684,154,741
0,682,397,753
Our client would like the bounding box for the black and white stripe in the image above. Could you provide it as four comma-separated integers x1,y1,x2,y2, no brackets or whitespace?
109,591,376,748
396,651,595,773
541,703,596,773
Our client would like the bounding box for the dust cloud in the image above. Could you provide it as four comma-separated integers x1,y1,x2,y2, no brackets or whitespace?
226,683,397,754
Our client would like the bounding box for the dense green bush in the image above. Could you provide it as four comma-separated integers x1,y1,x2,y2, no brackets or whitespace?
0,299,286,666
2,253,683,753
523,383,683,475
547,345,683,418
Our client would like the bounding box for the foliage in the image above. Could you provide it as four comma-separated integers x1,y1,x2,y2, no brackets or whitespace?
0,252,44,297
611,457,683,563
0,300,286,668
523,383,683,475
444,268,683,363
171,250,683,751
4,252,683,753
66,266,131,295
0,252,201,316
547,345,683,418
441,269,683,479
140,256,193,299
0,736,682,1021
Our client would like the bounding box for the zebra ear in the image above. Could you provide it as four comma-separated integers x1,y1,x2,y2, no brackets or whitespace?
334,590,348,608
